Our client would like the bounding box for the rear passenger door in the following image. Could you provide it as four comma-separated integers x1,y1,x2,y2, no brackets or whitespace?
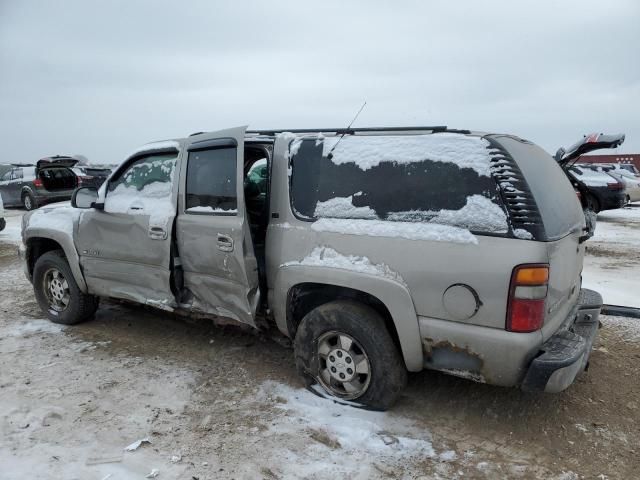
0,170,15,204
176,126,260,326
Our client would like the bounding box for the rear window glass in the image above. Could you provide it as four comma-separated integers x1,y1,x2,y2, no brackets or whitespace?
289,135,508,233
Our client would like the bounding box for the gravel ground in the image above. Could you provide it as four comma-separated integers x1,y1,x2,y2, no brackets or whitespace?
1,208,639,479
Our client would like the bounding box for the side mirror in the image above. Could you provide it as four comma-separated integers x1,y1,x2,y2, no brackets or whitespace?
72,187,100,209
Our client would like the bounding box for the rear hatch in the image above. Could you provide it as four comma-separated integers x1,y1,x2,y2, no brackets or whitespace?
37,157,80,193
493,136,586,338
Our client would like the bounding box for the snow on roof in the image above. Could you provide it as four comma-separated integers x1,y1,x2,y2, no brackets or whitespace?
126,140,180,160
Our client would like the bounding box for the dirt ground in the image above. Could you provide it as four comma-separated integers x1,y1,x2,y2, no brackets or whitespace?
1,210,639,479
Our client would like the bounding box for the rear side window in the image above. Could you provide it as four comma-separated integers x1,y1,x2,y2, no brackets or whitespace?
289,135,508,233
186,147,237,214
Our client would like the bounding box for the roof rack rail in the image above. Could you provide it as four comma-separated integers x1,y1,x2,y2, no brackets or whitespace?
245,126,454,136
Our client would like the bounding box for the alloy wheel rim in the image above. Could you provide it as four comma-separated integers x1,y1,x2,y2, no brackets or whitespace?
43,268,70,312
317,331,371,400
24,196,32,209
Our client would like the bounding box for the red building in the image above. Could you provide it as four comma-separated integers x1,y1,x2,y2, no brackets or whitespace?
578,154,640,171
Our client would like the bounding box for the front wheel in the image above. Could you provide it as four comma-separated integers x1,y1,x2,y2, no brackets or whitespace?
0,218,5,232
294,300,407,410
33,250,99,325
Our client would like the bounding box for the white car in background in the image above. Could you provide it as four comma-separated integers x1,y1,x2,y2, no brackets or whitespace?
593,164,640,203
0,192,5,232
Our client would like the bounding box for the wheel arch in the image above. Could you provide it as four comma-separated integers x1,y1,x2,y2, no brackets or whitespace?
25,233,88,293
273,266,423,371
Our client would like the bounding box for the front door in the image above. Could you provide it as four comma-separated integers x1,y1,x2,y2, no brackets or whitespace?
77,147,180,307
176,126,260,326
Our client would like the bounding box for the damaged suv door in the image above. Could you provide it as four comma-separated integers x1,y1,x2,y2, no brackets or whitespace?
76,145,180,308
176,127,260,326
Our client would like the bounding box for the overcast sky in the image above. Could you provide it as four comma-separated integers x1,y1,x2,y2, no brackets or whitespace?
1,0,639,164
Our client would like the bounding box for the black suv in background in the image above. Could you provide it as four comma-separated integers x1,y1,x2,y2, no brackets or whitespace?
0,156,110,210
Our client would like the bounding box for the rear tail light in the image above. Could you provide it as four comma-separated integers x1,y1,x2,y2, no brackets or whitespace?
506,264,549,333
33,178,43,187
607,182,624,190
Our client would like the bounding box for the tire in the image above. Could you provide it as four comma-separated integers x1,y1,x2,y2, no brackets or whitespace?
587,194,601,213
294,300,407,410
33,250,99,325
22,191,37,211
0,218,5,232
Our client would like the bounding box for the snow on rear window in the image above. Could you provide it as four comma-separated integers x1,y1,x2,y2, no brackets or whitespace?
322,134,492,175
289,134,507,234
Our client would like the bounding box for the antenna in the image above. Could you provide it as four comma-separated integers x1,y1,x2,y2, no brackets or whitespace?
327,101,367,159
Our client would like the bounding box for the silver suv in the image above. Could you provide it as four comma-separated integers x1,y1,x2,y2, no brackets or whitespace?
0,157,80,210
21,126,602,409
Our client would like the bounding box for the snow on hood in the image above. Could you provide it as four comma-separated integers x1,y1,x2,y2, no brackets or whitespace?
25,205,80,237
320,133,492,177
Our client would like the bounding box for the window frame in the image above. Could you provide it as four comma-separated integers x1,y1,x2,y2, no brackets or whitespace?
184,144,239,217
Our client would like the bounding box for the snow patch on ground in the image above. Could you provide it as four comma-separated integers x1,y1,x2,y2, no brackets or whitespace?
311,218,478,244
282,247,406,285
601,315,640,342
254,381,436,478
1,318,65,338
582,205,640,308
320,133,492,177
0,213,23,244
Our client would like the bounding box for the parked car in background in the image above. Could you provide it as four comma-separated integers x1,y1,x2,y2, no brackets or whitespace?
618,163,640,175
591,164,640,203
22,126,603,409
555,133,627,215
0,193,5,232
0,156,81,210
71,166,112,189
568,165,626,212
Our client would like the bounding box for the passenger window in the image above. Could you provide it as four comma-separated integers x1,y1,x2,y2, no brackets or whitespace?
105,153,177,213
1,171,11,181
186,147,237,214
13,169,23,180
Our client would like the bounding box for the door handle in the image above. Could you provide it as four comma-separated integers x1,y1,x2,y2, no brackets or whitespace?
149,226,167,240
217,233,234,252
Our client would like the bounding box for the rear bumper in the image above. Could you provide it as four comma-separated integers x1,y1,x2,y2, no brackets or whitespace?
521,289,602,393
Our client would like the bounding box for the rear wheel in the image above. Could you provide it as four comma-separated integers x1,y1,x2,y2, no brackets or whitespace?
294,300,407,410
587,193,601,213
22,191,37,211
0,218,5,232
33,250,99,325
